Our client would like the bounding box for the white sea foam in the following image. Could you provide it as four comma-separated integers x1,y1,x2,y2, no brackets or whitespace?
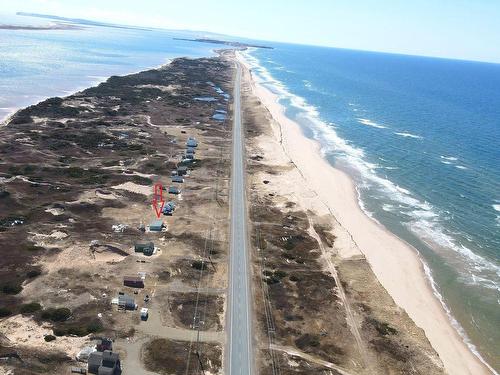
494,204,500,228
422,261,499,374
394,132,423,139
242,48,500,285
241,50,500,368
382,204,395,212
357,118,387,129
455,165,468,170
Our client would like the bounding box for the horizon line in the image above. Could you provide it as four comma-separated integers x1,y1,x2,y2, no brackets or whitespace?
9,10,500,66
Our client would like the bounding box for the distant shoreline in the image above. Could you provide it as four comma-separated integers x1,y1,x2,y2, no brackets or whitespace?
174,37,273,50
0,23,82,31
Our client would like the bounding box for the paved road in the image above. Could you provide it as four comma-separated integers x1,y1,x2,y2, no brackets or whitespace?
227,62,253,375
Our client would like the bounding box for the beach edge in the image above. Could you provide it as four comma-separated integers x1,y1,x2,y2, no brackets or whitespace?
234,51,493,375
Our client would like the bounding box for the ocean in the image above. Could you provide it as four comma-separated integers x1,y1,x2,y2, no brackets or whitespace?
1,12,498,372
243,44,500,371
0,13,221,122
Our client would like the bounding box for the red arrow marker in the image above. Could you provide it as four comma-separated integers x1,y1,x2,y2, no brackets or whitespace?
152,198,165,218
152,183,164,218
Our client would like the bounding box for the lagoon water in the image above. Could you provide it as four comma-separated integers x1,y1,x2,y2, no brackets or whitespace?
1,12,499,372
0,13,219,122
244,44,500,371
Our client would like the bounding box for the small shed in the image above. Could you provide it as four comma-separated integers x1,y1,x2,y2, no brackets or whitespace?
87,352,102,374
88,350,121,375
134,242,154,254
177,166,188,175
96,338,113,352
162,201,175,216
186,138,198,147
123,276,144,288
149,220,164,232
171,176,184,183
117,294,136,310
168,186,181,195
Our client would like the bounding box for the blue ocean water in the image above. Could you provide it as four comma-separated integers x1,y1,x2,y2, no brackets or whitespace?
1,11,499,371
0,13,220,122
243,44,500,371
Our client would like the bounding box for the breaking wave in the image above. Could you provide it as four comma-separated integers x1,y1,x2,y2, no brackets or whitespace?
357,117,387,129
394,131,423,139
240,49,500,371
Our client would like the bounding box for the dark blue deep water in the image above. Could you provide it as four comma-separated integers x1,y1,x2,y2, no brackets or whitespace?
244,44,500,370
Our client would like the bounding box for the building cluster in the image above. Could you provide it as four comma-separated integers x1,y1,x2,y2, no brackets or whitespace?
71,135,200,373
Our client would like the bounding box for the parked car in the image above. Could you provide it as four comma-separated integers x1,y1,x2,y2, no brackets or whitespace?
140,308,149,321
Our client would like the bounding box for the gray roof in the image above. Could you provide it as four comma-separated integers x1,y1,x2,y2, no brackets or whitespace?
101,350,119,366
118,294,134,304
88,352,103,373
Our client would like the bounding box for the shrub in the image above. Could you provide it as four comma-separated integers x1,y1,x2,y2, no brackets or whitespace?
53,328,66,336
1,283,22,295
20,302,42,314
44,335,56,342
191,260,207,271
26,244,44,252
131,175,152,185
274,270,287,279
41,307,71,322
368,318,398,336
27,269,42,278
265,276,280,285
66,326,87,337
0,307,12,317
86,320,103,333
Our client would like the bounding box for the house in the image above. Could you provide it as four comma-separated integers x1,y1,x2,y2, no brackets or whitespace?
171,175,184,183
96,338,113,352
186,137,198,147
134,242,154,254
186,147,196,155
168,186,181,195
177,166,188,176
149,219,164,232
162,201,176,216
117,294,136,310
184,154,194,160
88,350,121,375
123,276,144,288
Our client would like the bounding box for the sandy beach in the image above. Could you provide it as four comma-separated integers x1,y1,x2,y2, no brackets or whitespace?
236,52,491,375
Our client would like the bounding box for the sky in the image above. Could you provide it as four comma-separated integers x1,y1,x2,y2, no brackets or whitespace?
2,0,500,63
